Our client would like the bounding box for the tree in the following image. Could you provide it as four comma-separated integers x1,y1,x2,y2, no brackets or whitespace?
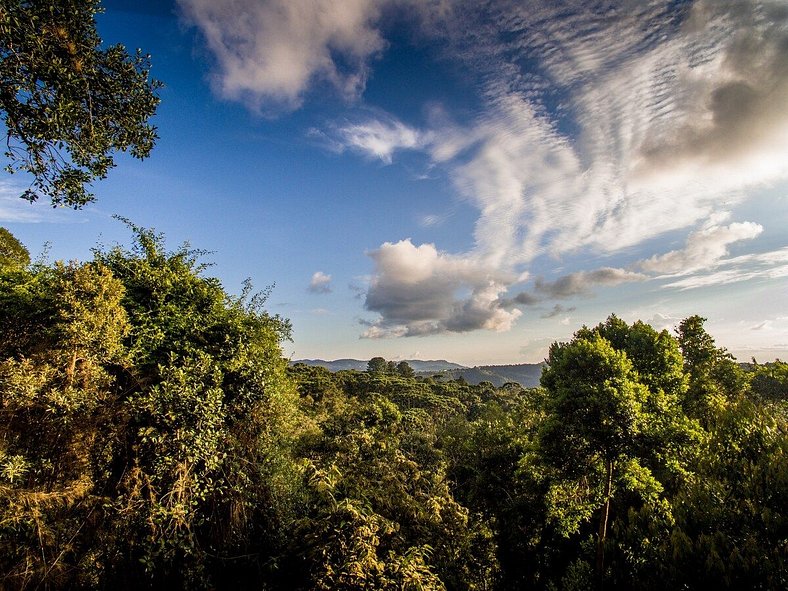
1,0,160,206
0,224,301,588
749,359,788,403
367,356,387,374
539,335,651,584
0,227,29,268
537,319,704,589
676,315,747,424
396,361,415,378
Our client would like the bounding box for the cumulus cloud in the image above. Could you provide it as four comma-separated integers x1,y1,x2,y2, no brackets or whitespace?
362,239,521,337
177,0,386,111
640,220,763,275
535,268,648,299
308,271,333,294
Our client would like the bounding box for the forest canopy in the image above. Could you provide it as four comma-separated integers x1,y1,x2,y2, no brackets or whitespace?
1,225,786,589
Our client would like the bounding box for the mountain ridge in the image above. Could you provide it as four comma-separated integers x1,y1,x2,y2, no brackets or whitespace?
291,359,546,387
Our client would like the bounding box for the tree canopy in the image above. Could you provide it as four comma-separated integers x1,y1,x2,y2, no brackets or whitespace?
0,0,160,206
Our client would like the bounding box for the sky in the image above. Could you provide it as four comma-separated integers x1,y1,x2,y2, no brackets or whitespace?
2,0,787,365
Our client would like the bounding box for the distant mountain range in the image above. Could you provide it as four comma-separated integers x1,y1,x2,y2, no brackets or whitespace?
292,358,467,373
291,359,545,388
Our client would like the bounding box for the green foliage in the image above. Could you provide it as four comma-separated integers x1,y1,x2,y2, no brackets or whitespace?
367,356,388,374
288,366,500,590
748,359,788,403
0,225,299,589
2,239,785,591
677,315,747,424
533,317,706,588
397,360,415,378
0,228,30,268
0,0,160,206
658,397,788,589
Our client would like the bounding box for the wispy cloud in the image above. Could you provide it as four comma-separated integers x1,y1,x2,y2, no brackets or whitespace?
182,0,788,337
640,220,763,275
353,1,788,336
330,115,425,164
308,271,333,294
535,268,648,299
0,182,78,223
541,304,576,319
662,247,788,290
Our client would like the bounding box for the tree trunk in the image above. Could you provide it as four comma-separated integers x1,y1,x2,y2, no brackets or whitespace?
596,458,614,589
67,349,78,387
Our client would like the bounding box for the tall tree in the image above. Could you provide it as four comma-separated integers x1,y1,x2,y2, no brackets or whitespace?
367,356,387,374
396,360,414,378
0,0,160,206
539,335,650,584
537,320,703,589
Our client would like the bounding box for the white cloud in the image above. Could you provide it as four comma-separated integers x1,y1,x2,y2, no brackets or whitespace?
308,271,333,294
333,116,425,164
362,239,521,337
640,220,763,275
662,247,788,290
177,0,386,112
0,182,77,223
181,1,788,336
355,1,788,335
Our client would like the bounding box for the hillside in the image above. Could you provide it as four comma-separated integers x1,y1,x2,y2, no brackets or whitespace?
427,363,545,387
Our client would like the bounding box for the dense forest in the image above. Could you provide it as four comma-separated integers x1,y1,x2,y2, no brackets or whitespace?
0,224,786,589
1,1,787,588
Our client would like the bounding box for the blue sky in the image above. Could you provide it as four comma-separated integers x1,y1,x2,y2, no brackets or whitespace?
2,0,787,365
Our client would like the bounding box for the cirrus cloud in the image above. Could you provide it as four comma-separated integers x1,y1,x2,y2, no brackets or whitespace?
640,220,764,275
